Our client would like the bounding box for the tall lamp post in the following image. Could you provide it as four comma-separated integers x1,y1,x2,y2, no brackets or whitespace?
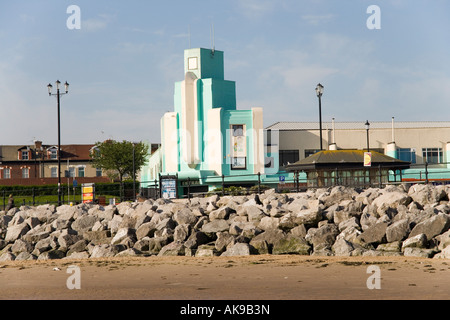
47,80,69,206
315,83,324,150
365,120,370,152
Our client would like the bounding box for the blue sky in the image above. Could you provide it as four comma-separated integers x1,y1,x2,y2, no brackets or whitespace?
1,0,449,145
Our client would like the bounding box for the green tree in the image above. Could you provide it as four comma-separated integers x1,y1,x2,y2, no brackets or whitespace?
90,140,149,198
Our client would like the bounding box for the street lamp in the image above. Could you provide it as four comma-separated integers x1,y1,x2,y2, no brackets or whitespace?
47,80,69,206
315,83,324,150
365,120,370,152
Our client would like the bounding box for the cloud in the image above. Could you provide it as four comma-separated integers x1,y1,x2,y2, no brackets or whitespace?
301,14,335,26
234,0,276,20
82,14,116,32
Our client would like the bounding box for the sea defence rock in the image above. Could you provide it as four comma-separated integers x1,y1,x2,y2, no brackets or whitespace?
0,183,449,260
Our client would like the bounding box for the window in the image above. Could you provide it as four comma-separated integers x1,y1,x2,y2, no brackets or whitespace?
305,149,321,158
49,148,58,160
96,168,102,177
51,167,58,178
78,167,85,177
232,124,244,137
188,57,198,70
21,150,29,160
397,148,416,164
22,168,29,178
231,157,246,170
4,168,11,179
279,150,299,167
265,157,274,168
422,148,443,164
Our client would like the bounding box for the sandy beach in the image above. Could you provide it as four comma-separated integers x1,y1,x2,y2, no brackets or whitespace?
0,255,449,300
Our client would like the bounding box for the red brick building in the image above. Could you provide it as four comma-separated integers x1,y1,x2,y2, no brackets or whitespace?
0,141,110,186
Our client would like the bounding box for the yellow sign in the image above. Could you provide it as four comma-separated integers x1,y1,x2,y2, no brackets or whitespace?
364,152,372,167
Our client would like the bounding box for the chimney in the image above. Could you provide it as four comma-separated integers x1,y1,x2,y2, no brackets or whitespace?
34,140,43,150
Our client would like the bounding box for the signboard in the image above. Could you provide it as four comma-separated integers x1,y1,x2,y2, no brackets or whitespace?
82,183,95,204
161,176,177,199
364,152,372,167
279,176,286,184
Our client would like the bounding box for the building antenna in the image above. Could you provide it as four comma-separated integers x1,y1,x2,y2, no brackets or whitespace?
188,24,191,49
210,22,215,55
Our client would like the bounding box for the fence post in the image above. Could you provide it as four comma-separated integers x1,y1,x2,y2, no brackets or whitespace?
425,161,429,184
32,188,35,206
187,177,191,201
378,165,382,188
257,172,261,194
222,175,225,196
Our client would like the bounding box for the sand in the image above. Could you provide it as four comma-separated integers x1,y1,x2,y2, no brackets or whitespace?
0,255,449,300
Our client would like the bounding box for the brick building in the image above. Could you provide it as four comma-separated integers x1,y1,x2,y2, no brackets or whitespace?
0,141,110,186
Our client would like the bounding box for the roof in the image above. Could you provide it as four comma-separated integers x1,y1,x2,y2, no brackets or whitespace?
0,144,95,161
285,150,410,171
266,121,450,131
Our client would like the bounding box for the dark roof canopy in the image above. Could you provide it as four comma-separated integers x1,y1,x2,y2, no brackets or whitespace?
286,150,410,172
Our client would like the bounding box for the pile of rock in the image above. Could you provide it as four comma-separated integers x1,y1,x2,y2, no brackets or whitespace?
1,183,450,261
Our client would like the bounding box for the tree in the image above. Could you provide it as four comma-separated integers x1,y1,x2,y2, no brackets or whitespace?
90,140,149,199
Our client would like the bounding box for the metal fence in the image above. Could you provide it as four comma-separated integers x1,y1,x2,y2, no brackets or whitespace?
2,162,450,208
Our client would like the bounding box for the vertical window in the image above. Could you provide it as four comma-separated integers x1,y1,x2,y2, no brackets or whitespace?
78,167,85,177
397,148,416,164
96,168,102,177
21,151,29,160
422,148,443,164
51,167,58,178
49,148,58,160
230,124,246,170
4,168,11,179
279,150,299,167
232,124,244,137
22,168,29,178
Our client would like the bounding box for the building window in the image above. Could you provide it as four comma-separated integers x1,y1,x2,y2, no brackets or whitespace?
188,57,198,70
422,148,443,164
96,168,102,177
305,149,321,158
49,148,58,160
232,125,244,137
397,148,416,164
279,150,299,167
231,157,246,170
21,150,29,160
4,168,11,179
22,168,29,179
51,167,58,178
265,157,274,169
78,167,85,177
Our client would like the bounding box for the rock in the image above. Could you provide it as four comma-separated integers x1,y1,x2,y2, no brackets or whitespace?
409,213,450,240
215,232,235,252
5,222,30,242
174,224,191,242
272,235,311,255
184,231,210,249
0,252,15,261
258,216,280,231
377,241,402,252
135,222,157,240
15,252,36,261
408,184,448,205
158,241,185,256
90,244,123,258
71,215,97,233
115,248,141,257
403,248,436,258
202,219,229,234
332,238,355,256
195,244,219,257
174,208,198,226
306,224,339,250
37,249,65,260
111,228,136,245
148,236,169,255
82,230,111,244
402,233,427,250
11,239,34,254
358,222,388,245
386,219,410,242
209,206,234,221
221,243,253,256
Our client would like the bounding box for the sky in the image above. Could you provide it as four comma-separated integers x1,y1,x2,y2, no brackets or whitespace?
1,0,449,145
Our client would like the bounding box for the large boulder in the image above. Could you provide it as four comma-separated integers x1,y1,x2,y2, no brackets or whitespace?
409,213,450,240
5,222,30,242
272,234,311,255
357,222,388,245
408,184,448,205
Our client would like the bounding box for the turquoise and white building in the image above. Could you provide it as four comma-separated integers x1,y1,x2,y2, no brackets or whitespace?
141,48,284,196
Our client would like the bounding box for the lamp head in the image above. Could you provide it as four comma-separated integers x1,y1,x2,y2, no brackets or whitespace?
315,83,324,97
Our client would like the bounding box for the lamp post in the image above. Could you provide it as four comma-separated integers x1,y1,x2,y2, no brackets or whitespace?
47,80,69,206
365,120,370,152
315,83,324,150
